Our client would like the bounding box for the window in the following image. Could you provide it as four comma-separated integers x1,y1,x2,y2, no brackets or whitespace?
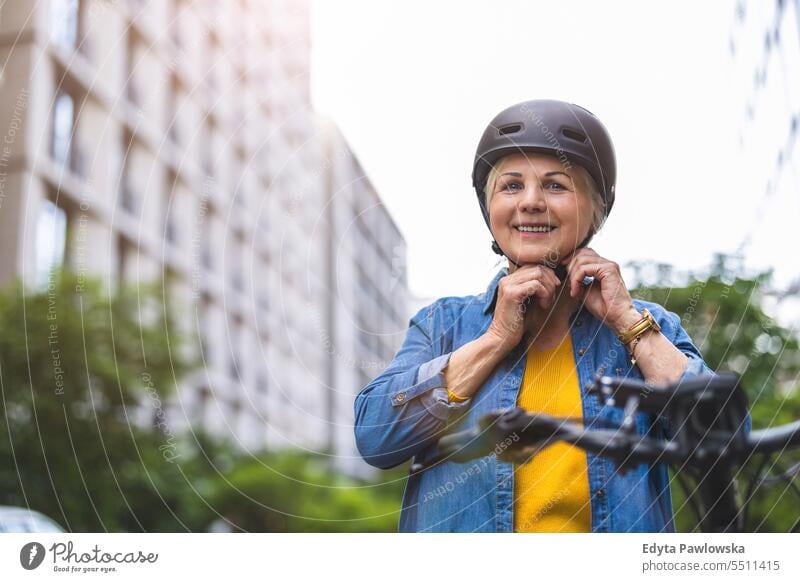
125,34,140,107
35,200,68,289
229,350,240,381
171,1,184,49
229,241,244,293
51,92,74,168
165,193,178,245
165,213,177,244
234,185,246,208
201,236,213,271
257,374,268,396
120,161,137,213
50,0,79,51
167,76,181,145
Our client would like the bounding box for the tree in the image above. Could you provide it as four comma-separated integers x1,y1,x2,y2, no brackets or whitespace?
0,270,206,531
630,253,800,531
206,450,407,532
0,270,409,532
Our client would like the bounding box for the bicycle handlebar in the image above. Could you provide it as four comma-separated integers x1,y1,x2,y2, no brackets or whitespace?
411,373,796,473
408,373,799,532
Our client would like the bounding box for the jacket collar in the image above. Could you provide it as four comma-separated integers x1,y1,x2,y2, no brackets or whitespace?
482,267,509,314
481,266,585,325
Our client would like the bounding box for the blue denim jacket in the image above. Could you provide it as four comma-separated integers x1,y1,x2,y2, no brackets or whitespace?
355,267,738,532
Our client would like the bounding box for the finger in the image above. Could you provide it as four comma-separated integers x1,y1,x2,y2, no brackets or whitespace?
548,268,562,289
534,269,559,297
566,252,607,290
564,250,593,273
560,246,591,267
535,281,556,309
519,279,546,297
538,265,561,290
571,263,601,297
563,248,599,277
570,262,615,297
513,265,552,287
519,280,549,307
535,268,560,299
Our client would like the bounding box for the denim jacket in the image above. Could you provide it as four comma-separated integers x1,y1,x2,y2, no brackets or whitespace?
355,267,739,532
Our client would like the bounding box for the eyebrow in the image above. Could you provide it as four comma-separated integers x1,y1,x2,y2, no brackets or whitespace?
499,171,572,179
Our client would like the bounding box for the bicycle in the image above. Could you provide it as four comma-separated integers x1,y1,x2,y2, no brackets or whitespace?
409,373,800,533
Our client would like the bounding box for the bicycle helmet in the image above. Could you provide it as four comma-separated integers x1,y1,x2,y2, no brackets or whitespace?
472,99,617,267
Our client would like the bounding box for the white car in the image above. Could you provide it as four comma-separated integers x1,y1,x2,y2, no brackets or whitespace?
0,506,64,533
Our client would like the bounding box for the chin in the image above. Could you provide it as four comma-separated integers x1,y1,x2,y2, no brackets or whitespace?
509,252,554,267
505,244,556,263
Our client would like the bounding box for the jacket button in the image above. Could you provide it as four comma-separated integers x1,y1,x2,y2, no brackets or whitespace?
578,348,586,356
596,488,605,498
394,392,406,403
575,320,582,327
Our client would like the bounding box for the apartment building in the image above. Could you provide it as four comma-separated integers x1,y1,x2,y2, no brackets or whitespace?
0,0,409,468
317,119,410,475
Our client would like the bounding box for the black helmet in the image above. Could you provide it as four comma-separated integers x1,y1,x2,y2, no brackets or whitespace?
472,99,617,261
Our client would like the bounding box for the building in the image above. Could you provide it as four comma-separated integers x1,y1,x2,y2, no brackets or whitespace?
317,119,409,476
0,0,409,469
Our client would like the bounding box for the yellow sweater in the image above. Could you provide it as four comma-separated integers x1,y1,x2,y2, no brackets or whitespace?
513,334,592,532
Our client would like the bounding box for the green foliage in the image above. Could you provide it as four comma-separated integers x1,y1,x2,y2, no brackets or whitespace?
206,450,407,532
630,254,800,532
0,270,204,531
0,270,405,532
16,255,797,533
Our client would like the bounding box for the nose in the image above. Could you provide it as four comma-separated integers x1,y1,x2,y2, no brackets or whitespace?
517,181,548,214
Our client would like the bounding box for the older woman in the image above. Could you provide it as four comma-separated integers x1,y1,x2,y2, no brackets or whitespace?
354,99,715,533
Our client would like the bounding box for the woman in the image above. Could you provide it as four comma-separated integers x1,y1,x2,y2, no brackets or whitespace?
354,99,715,533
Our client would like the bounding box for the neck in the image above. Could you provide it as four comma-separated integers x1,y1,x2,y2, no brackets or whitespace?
523,285,580,337
506,260,581,339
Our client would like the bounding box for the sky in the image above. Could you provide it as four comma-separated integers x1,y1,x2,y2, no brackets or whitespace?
309,0,799,324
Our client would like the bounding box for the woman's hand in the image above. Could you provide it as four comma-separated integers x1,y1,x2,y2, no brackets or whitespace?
561,247,641,334
486,264,560,352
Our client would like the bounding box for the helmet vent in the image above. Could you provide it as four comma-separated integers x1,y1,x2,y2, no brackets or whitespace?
497,123,522,136
561,128,587,143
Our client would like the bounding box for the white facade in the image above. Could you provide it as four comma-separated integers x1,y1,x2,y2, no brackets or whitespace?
317,119,410,476
0,0,409,467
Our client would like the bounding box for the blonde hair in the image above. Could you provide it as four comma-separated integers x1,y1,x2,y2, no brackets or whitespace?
484,158,607,235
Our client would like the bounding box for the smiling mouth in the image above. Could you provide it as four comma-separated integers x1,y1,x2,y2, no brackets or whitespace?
514,225,557,234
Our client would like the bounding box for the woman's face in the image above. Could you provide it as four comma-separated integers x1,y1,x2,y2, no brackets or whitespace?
488,152,595,269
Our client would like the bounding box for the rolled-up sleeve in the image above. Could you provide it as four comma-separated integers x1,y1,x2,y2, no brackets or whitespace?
666,310,715,382
354,303,471,469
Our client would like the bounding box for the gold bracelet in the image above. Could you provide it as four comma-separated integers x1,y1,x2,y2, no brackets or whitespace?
618,308,661,345
447,388,469,403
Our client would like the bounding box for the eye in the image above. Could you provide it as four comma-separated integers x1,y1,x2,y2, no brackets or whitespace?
500,181,523,192
545,181,567,191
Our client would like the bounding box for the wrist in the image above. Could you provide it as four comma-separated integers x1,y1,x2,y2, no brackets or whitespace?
611,304,642,335
482,327,515,355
